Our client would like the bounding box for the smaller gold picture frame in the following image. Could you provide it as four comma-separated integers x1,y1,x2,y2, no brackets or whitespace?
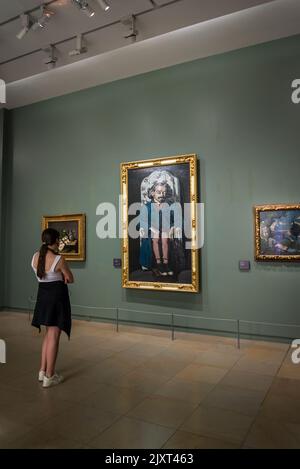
42,214,86,261
254,204,300,262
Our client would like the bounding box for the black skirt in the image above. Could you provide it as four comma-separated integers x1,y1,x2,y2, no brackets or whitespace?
32,281,71,338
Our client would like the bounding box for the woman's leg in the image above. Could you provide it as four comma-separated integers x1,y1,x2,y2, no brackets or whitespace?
45,326,61,377
40,328,48,372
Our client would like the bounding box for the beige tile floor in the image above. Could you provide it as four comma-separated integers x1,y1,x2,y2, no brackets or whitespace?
0,311,299,449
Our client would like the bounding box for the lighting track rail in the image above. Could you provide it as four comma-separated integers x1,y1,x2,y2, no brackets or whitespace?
0,0,57,28
0,0,183,68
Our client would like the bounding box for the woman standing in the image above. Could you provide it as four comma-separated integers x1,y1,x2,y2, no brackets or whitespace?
31,228,74,388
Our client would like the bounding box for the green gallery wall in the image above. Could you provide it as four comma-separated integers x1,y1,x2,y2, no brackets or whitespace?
0,109,4,308
1,34,300,338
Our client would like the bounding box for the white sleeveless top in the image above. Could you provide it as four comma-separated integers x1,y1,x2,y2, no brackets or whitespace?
31,252,63,283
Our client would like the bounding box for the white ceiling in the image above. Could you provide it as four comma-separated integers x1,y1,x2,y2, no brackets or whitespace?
1,0,300,108
0,0,276,83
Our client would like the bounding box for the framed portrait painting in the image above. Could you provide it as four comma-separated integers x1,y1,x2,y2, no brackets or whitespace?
42,213,86,261
121,154,199,292
254,204,300,261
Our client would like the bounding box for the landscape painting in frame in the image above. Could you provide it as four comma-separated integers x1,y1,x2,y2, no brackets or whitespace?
121,154,199,292
42,214,86,261
255,204,300,261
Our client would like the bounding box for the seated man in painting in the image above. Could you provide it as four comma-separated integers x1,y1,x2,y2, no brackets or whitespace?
139,181,182,277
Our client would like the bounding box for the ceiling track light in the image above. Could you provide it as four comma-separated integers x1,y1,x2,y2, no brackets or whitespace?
43,44,58,69
16,13,34,40
121,15,138,44
72,0,95,18
32,5,55,31
97,0,110,12
69,34,87,56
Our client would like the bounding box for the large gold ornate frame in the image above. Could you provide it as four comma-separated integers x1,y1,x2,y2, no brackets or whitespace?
121,154,199,292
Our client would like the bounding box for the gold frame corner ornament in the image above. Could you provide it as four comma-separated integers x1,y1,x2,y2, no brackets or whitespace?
42,213,86,261
254,203,300,262
121,154,199,293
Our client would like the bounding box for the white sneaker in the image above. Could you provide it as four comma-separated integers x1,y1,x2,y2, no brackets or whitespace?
43,373,64,388
38,370,45,382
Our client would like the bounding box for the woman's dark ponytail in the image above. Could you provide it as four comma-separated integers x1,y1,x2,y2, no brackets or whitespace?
37,244,48,279
37,228,60,279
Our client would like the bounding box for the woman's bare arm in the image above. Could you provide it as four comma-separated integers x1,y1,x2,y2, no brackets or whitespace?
57,257,74,284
